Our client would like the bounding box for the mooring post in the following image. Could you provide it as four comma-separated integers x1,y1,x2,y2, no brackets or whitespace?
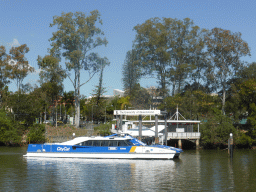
120,115,123,131
155,114,159,144
230,133,233,158
164,114,167,145
138,115,142,140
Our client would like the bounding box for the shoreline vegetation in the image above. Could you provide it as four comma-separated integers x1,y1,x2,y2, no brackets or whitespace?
0,121,255,150
0,12,256,149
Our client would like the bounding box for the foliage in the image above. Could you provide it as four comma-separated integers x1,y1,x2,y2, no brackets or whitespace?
0,46,11,90
92,62,107,106
6,88,46,126
205,28,250,115
117,96,131,110
49,10,109,127
94,122,112,136
129,84,152,109
133,17,207,96
27,124,45,144
37,55,66,105
7,44,34,91
163,90,217,120
238,79,256,130
133,17,171,97
200,108,237,149
236,132,254,148
122,50,141,95
0,109,21,145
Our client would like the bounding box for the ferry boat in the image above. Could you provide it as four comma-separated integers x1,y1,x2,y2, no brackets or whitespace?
24,134,183,160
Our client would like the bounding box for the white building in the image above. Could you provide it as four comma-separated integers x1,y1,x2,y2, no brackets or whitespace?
113,89,125,97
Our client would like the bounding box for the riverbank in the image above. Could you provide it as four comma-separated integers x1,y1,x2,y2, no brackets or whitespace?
44,124,97,143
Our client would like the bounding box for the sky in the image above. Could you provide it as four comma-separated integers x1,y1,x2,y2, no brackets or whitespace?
0,0,256,97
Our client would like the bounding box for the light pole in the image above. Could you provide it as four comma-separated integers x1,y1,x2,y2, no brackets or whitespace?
92,105,94,124
105,106,106,124
92,105,97,124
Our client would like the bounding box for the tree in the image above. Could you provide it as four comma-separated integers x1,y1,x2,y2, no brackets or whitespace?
37,55,66,104
200,108,237,149
133,17,171,97
61,91,75,118
238,79,256,130
122,49,141,96
133,17,206,97
8,44,34,92
49,11,109,127
167,18,207,95
163,90,217,120
239,62,256,80
93,61,107,106
205,28,250,115
7,88,46,126
0,109,21,145
129,83,152,109
188,27,209,91
0,46,10,91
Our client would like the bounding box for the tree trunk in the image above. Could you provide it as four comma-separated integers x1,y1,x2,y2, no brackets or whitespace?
222,88,226,115
172,81,176,96
75,68,80,128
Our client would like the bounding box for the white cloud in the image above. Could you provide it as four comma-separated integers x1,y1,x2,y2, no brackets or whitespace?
8,38,20,47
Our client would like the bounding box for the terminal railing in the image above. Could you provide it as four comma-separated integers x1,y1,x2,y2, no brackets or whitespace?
167,132,201,139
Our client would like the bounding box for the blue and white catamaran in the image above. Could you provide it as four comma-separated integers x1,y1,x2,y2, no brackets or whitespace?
24,134,182,160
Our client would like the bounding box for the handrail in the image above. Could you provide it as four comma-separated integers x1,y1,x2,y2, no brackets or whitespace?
167,132,201,139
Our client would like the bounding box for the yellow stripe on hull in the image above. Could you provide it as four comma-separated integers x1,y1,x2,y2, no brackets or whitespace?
129,146,136,153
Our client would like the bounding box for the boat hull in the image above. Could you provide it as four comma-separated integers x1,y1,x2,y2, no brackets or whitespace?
23,144,180,160
24,152,178,159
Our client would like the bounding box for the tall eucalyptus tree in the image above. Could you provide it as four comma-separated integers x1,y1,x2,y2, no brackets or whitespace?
8,44,34,92
49,10,109,127
205,28,250,115
133,17,171,97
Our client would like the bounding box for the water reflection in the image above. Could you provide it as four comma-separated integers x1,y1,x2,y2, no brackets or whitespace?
24,158,178,191
1,148,256,191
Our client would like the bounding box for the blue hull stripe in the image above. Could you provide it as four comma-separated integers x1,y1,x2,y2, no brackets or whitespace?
27,144,134,153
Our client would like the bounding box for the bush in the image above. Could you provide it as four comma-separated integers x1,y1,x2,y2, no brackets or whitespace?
27,124,46,143
0,109,21,145
94,123,112,136
200,109,237,149
236,133,254,148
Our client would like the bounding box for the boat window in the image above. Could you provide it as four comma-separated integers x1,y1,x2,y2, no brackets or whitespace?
118,140,128,146
101,140,109,146
87,140,93,146
125,140,134,146
78,140,133,147
93,140,101,146
109,140,118,146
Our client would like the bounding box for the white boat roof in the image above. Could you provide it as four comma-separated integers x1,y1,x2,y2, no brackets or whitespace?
58,136,130,145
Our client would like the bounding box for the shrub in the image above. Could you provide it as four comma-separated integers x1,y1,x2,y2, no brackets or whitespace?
0,109,21,145
27,124,46,143
236,133,253,148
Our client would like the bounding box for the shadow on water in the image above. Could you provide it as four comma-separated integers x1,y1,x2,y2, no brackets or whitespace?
168,139,196,149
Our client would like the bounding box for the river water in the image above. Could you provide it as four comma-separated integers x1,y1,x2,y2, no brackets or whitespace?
0,147,256,191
